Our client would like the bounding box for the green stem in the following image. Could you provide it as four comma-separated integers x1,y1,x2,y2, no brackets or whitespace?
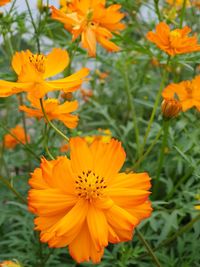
153,0,162,22
25,0,41,53
0,123,40,161
39,99,69,142
133,128,162,170
136,229,162,267
180,0,187,28
139,57,170,158
44,124,55,160
19,94,29,144
159,213,200,248
0,176,27,204
153,120,170,196
123,64,140,157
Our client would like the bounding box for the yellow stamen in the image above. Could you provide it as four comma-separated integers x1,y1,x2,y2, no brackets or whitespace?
170,30,181,38
29,54,46,73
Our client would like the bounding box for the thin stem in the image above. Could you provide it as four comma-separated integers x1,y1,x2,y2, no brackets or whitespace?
0,176,27,204
153,0,162,22
159,213,200,248
44,124,55,160
139,57,170,158
153,120,170,197
123,64,140,157
136,229,162,267
133,128,162,170
180,0,187,28
40,99,69,142
25,0,41,53
18,94,29,144
0,123,40,161
8,0,17,15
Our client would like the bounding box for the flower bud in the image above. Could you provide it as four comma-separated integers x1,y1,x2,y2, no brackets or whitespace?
161,98,182,119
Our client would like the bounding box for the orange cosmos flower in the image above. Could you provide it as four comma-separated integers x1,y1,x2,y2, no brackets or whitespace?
0,261,21,267
162,75,200,111
147,22,200,56
0,48,89,99
28,137,152,263
19,97,78,129
51,0,125,57
4,125,30,149
0,0,11,6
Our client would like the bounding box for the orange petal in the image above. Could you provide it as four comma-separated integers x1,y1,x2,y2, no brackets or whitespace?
44,48,70,79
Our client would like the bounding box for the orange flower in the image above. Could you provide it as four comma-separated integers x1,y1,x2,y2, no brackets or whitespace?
19,97,78,129
4,125,30,149
162,75,200,111
161,98,182,119
0,0,11,6
0,48,89,99
28,137,152,263
80,88,93,101
60,143,70,153
0,261,21,267
147,22,200,56
166,0,191,7
51,0,125,56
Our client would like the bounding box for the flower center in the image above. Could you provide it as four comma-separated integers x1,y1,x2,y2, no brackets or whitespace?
170,30,181,38
29,54,46,73
75,170,107,200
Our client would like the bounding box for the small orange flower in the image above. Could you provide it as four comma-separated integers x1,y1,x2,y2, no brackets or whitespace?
20,97,79,129
4,125,30,149
84,129,112,144
0,0,11,6
166,0,191,8
161,98,182,119
28,137,152,263
0,261,21,267
162,75,200,111
80,88,93,101
60,143,70,153
51,0,125,56
147,22,200,56
0,48,89,99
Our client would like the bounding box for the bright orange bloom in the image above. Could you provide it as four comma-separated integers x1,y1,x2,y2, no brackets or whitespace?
0,48,89,99
19,97,78,129
51,0,125,57
28,137,152,263
0,0,11,6
161,98,182,119
4,125,30,149
0,261,21,267
147,22,200,56
162,75,200,111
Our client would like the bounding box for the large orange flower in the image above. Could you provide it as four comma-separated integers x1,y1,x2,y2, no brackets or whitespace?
51,0,125,56
147,22,200,56
162,75,200,111
0,48,89,98
4,125,30,149
0,0,11,6
19,97,79,129
28,137,152,263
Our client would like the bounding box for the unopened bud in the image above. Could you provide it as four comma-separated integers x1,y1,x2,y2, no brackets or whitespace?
161,98,182,119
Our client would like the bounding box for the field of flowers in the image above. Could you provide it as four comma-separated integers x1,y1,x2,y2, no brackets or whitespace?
0,0,200,266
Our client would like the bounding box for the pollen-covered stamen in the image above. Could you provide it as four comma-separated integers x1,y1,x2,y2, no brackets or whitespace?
29,54,46,73
170,30,181,38
75,170,107,200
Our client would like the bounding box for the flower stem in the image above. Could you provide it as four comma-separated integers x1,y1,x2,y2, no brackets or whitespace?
39,99,69,142
0,123,40,161
0,175,27,204
153,0,162,22
139,57,170,159
133,128,162,170
25,0,41,53
123,64,140,157
44,124,55,160
136,228,162,267
180,0,187,28
153,120,170,197
18,94,29,145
